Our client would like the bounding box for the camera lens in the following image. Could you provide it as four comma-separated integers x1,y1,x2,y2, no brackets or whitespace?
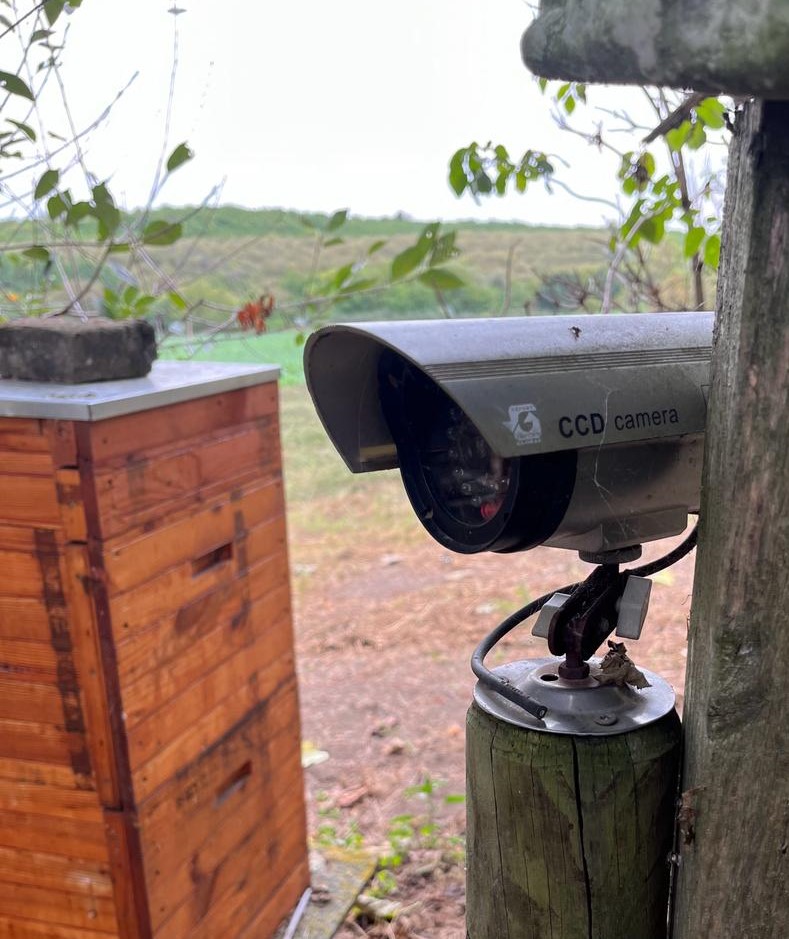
378,350,576,554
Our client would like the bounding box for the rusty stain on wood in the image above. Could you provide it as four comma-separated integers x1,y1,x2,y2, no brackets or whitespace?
33,528,93,787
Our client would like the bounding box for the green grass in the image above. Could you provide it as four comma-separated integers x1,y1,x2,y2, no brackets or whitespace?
159,330,307,385
277,384,416,548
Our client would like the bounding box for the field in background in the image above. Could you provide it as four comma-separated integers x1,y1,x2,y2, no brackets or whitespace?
2,206,712,327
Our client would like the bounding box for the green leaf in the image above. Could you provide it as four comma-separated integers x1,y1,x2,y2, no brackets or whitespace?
165,142,194,173
445,793,466,804
326,209,348,232
294,331,306,347
324,237,344,247
367,239,386,255
44,1,69,26
331,263,354,290
66,201,92,226
0,70,34,101
47,192,68,220
142,219,183,246
35,169,59,200
22,246,50,263
703,234,721,269
684,226,705,258
428,232,458,266
418,268,464,290
417,222,440,247
8,119,35,141
639,216,665,245
475,171,493,194
391,244,425,280
448,148,468,195
299,215,317,230
666,121,692,152
688,121,707,151
30,29,53,43
167,291,188,311
564,95,576,115
694,97,726,130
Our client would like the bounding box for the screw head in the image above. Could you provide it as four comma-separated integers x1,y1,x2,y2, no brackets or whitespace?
594,713,618,726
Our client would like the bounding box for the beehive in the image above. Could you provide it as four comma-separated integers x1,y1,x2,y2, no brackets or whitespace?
0,362,309,938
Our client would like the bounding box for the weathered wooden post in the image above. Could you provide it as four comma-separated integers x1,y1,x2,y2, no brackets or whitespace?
466,653,681,939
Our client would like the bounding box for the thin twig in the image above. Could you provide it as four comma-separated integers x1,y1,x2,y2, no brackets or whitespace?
47,244,112,317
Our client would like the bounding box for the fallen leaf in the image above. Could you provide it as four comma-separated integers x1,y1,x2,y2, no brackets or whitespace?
301,741,330,768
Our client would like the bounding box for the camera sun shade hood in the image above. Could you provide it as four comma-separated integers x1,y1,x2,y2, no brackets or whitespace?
304,312,713,475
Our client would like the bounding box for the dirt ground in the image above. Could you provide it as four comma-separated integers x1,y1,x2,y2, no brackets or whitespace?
290,503,696,938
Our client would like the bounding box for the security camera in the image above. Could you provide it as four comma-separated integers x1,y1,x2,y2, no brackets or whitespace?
304,312,712,557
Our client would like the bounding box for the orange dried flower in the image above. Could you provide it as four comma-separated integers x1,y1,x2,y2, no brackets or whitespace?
237,294,275,333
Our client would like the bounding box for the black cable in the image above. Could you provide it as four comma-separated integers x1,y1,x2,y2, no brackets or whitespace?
470,522,699,720
629,523,698,577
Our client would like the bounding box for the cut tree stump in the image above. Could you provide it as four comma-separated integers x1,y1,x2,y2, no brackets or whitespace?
465,702,681,939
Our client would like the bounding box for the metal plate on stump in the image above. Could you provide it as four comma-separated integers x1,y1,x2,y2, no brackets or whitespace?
473,656,675,736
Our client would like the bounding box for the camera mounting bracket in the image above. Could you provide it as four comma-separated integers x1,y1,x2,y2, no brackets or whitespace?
531,563,652,680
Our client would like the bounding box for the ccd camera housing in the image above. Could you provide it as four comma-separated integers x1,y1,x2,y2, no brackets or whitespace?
304,312,712,556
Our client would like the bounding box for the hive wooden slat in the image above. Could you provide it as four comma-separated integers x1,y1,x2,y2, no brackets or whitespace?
109,514,287,648
131,652,298,803
0,474,60,526
0,755,82,789
0,916,113,939
140,687,303,931
236,860,312,939
0,718,78,765
0,596,51,641
0,679,63,723
0,807,108,858
84,382,278,465
91,416,280,540
0,637,58,681
0,449,53,475
0,879,119,932
155,803,308,939
123,588,292,752
0,777,103,820
0,377,307,939
101,479,285,595
0,844,113,896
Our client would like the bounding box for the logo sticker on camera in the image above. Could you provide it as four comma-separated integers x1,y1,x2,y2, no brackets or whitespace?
504,403,542,445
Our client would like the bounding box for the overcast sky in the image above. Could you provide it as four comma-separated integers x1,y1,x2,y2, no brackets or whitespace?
52,0,657,227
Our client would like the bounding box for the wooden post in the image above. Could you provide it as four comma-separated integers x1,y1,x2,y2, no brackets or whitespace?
466,702,681,939
672,100,789,939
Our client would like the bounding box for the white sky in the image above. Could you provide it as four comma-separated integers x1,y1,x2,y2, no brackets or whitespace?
49,0,657,227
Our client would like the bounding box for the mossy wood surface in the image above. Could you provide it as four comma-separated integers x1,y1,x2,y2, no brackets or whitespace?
466,703,680,939
674,100,789,939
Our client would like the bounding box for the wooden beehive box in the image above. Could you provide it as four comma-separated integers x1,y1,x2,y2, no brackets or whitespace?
0,362,309,938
